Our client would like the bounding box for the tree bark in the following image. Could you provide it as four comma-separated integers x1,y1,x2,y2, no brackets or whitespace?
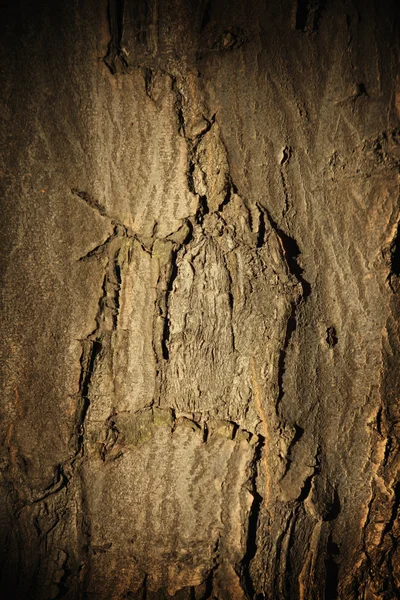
1,1,399,598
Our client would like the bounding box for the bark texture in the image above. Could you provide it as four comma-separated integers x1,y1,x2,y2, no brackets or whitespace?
1,0,400,598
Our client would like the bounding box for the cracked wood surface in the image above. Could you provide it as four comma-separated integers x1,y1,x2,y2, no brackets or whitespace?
0,0,399,599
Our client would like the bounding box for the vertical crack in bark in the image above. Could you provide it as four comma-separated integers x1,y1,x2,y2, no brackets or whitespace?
240,435,265,599
271,511,296,598
251,357,272,509
160,248,179,361
76,224,128,455
279,147,291,218
222,251,236,352
324,534,340,600
262,210,310,414
295,0,325,32
276,300,298,411
388,220,400,292
104,0,128,74
151,220,193,405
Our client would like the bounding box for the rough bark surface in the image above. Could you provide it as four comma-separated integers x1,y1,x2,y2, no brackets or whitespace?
1,0,399,599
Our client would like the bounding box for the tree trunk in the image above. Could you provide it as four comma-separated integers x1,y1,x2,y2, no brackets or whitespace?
1,1,399,598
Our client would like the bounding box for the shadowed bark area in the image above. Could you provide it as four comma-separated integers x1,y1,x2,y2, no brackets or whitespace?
0,0,399,598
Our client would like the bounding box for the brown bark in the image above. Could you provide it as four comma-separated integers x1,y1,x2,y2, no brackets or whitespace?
0,1,399,598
